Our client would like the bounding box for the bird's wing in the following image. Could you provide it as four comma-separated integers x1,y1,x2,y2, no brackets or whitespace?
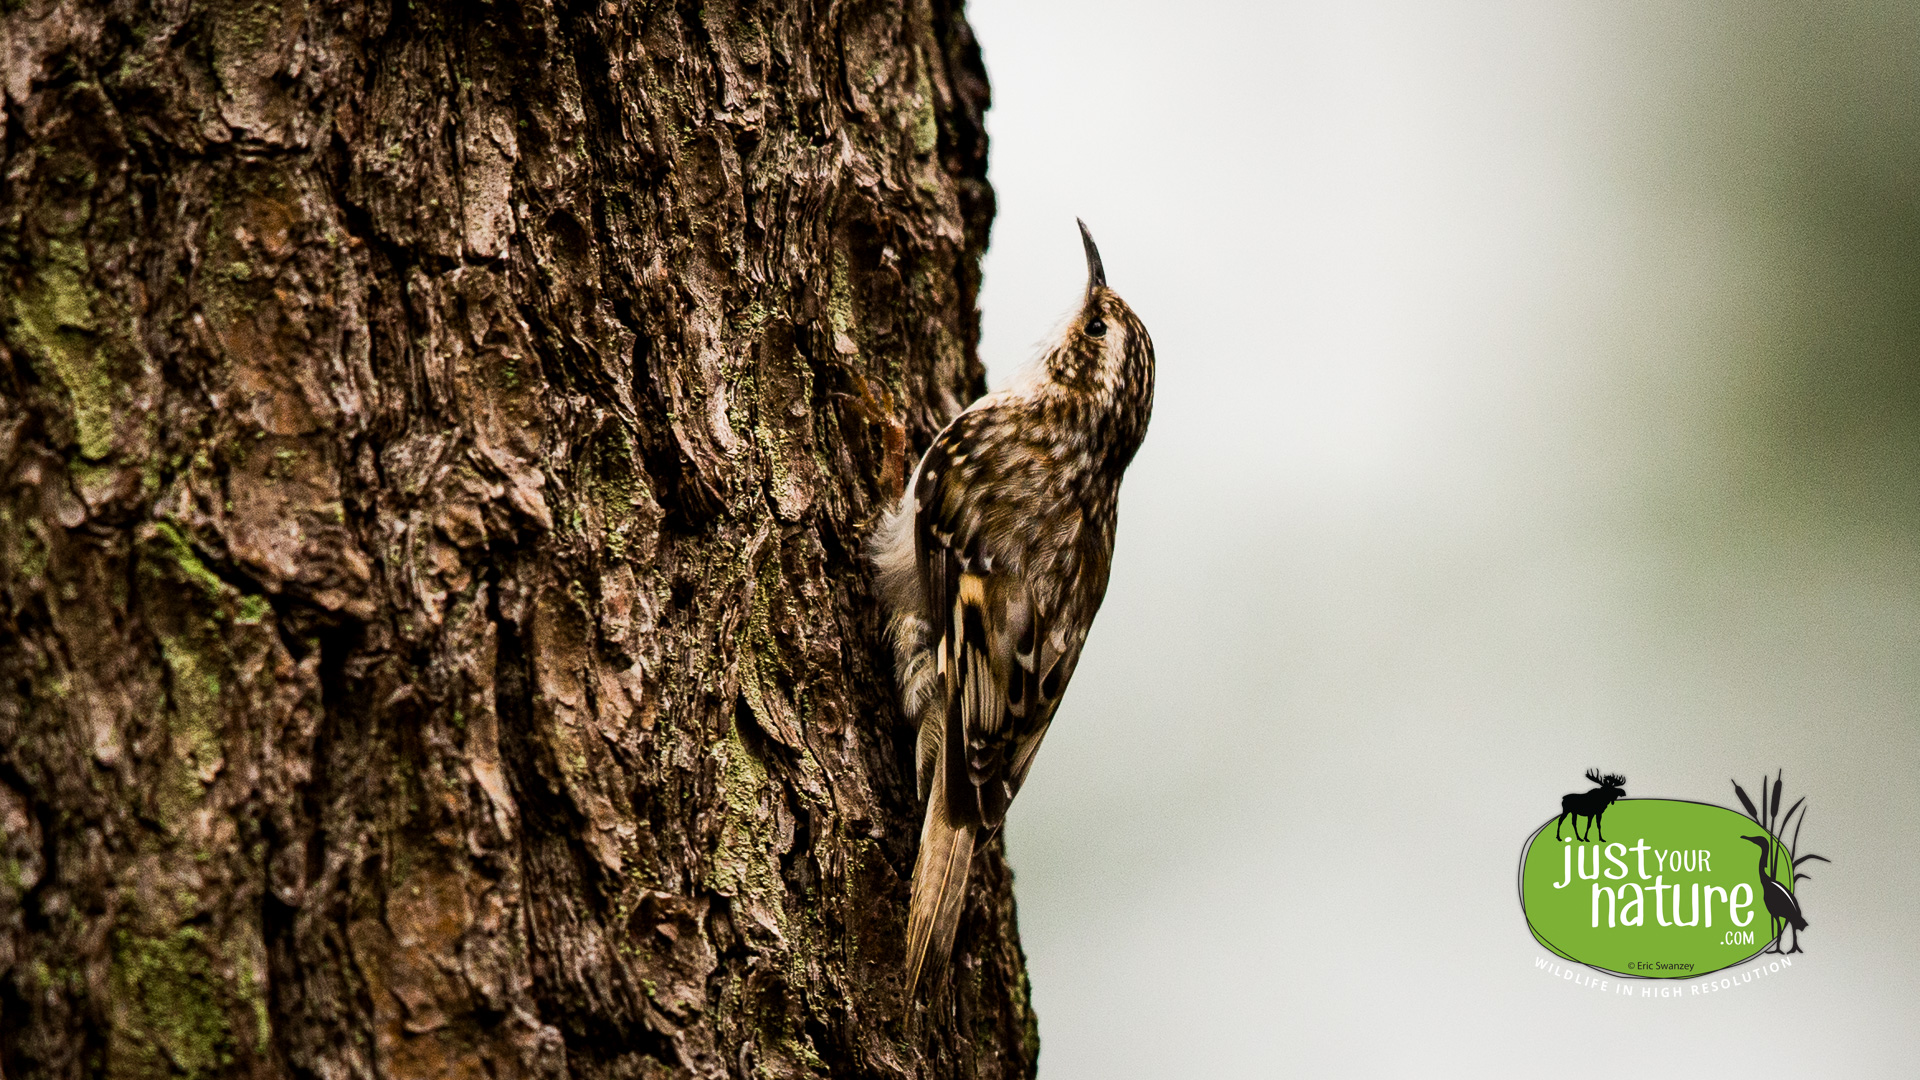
904,412,1108,989
913,413,1065,829
1001,510,1110,803
905,418,989,991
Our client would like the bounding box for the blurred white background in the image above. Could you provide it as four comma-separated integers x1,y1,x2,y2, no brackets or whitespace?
966,1,1920,1076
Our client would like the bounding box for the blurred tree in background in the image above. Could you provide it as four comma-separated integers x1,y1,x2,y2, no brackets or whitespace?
1688,2,1920,537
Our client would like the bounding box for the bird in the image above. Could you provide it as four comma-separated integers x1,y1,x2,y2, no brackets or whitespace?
1740,834,1807,954
869,220,1155,994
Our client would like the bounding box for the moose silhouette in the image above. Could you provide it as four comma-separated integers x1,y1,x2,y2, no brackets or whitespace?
1554,769,1626,842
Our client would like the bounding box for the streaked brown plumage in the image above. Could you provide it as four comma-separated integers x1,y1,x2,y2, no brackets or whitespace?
870,221,1155,993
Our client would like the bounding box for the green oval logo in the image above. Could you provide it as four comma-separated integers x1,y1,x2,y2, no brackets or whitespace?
1520,799,1797,978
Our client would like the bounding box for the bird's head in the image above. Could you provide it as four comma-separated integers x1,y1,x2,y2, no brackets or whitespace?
1042,220,1156,408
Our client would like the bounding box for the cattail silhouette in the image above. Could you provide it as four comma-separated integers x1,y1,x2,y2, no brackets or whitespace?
1731,771,1829,955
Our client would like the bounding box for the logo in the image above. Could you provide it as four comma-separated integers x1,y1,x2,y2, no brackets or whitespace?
1519,770,1829,979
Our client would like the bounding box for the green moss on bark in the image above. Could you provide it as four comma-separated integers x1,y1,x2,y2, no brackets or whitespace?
8,259,115,460
108,928,235,1080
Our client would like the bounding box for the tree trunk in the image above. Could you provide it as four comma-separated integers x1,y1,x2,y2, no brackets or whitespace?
0,0,1035,1076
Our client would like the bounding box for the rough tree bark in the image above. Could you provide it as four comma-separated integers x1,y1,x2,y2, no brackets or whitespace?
0,0,1038,1077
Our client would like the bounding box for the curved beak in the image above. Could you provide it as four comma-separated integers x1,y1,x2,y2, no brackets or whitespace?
1077,218,1106,291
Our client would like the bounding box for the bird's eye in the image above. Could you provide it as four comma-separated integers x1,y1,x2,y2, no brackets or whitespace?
1085,318,1107,338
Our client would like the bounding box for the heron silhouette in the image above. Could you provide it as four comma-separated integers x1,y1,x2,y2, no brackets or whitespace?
1741,834,1807,954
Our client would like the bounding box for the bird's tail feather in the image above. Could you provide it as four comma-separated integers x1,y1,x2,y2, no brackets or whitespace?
905,775,975,994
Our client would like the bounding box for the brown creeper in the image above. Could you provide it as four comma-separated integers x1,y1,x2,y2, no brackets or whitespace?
871,221,1155,992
